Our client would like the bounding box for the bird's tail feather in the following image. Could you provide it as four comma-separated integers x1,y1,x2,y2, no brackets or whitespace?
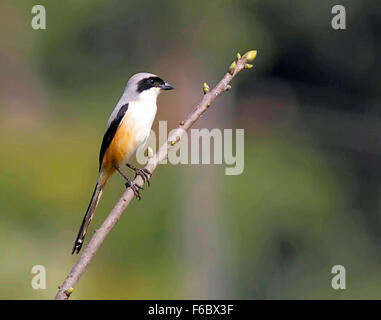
72,181,104,254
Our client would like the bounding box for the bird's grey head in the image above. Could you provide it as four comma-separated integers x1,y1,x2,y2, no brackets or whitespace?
122,72,174,102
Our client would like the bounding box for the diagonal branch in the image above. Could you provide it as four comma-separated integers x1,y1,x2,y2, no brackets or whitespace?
54,50,257,300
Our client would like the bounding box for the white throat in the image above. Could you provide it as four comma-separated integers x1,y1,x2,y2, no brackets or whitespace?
136,87,161,104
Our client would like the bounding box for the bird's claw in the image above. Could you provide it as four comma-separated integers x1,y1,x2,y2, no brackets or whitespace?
125,181,143,200
135,168,152,187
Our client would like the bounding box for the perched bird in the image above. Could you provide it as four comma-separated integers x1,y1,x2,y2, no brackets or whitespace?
72,73,174,254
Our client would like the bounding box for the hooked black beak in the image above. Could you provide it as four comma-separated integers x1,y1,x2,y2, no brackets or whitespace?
160,82,174,90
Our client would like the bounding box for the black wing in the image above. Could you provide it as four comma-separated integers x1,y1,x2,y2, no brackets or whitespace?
98,103,129,171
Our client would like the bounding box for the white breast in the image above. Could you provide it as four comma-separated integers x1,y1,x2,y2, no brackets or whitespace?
127,97,157,146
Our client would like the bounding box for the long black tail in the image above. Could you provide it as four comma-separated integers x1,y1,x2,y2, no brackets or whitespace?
72,182,104,254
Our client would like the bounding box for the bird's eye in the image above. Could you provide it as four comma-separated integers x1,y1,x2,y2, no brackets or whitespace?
149,79,155,84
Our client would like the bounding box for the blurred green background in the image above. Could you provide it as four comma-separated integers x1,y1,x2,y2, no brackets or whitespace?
1,0,381,299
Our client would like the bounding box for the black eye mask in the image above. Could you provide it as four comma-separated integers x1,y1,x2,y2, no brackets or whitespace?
136,76,165,93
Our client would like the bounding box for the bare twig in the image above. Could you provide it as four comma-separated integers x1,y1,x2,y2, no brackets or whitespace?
54,50,257,300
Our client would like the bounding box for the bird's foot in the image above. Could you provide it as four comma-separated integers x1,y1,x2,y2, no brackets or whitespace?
125,180,143,200
126,164,152,187
135,168,152,187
